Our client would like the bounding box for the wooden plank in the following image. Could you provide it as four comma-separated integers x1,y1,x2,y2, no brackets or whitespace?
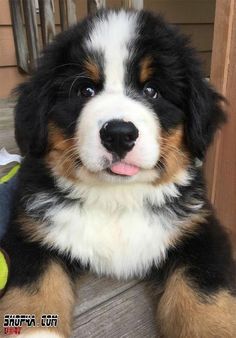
131,0,143,9
206,0,236,247
0,104,18,177
39,0,56,46
0,0,11,25
144,0,216,24
22,0,40,71
74,274,139,316
72,280,158,338
0,0,217,25
107,0,123,9
59,0,68,30
87,0,106,14
59,0,87,29
75,0,87,20
0,1,61,26
0,99,15,109
199,51,212,77
123,0,143,9
123,0,130,8
9,0,30,73
36,0,61,26
0,67,26,99
177,24,214,52
66,0,77,26
205,0,232,202
0,27,17,67
0,23,213,68
37,0,78,26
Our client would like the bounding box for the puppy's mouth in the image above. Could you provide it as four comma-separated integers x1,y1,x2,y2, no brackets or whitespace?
106,162,140,177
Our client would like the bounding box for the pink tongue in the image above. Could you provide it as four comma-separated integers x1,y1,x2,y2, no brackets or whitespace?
110,162,140,176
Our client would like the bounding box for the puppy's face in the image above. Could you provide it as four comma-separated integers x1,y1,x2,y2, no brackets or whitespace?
15,10,225,185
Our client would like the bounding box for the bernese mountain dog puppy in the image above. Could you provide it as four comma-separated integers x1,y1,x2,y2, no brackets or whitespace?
0,9,236,338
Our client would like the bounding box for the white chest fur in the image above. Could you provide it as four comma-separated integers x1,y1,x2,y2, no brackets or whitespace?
46,203,175,278
28,176,190,279
27,172,194,278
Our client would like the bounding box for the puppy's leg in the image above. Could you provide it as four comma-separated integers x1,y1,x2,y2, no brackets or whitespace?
0,260,75,338
157,269,236,338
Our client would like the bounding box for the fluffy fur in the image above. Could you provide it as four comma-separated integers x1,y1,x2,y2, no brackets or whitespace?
0,9,235,338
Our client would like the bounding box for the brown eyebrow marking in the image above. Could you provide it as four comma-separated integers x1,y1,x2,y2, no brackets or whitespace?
140,56,154,83
84,58,101,82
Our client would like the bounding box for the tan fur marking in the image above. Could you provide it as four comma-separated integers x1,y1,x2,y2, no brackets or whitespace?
140,56,153,83
84,59,100,82
166,211,209,251
0,262,75,337
17,214,44,243
157,269,236,338
155,127,190,185
46,123,79,181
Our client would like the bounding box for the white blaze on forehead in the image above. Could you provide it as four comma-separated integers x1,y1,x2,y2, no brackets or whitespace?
85,11,138,92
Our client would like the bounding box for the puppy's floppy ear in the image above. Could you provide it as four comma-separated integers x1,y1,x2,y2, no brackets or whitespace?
14,78,52,156
184,67,226,160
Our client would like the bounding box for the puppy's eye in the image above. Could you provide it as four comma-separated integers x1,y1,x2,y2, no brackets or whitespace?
142,84,160,99
79,85,96,98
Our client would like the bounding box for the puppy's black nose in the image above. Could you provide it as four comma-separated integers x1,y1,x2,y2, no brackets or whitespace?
100,120,139,158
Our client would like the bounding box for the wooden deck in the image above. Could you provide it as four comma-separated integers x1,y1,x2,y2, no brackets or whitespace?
0,100,159,337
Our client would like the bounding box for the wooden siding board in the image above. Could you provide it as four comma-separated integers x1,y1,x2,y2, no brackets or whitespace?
199,51,212,77
87,0,106,14
75,0,87,20
177,24,214,52
59,0,68,30
131,0,143,9
145,0,216,24
0,27,16,67
22,0,40,70
0,0,216,24
39,0,56,46
0,0,216,97
107,0,124,8
205,0,232,202
209,0,236,246
0,104,18,178
9,0,30,73
74,274,139,317
0,23,213,68
72,281,157,338
123,0,143,9
0,0,11,25
0,67,26,99
66,0,77,26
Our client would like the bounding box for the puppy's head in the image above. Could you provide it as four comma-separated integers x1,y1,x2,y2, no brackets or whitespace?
15,10,225,185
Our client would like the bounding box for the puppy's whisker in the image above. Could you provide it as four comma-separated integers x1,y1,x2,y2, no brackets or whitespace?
56,148,82,168
68,76,81,99
59,72,89,92
51,63,83,72
160,142,188,160
53,137,79,147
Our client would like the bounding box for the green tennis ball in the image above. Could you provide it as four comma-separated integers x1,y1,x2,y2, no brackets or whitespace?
0,249,9,294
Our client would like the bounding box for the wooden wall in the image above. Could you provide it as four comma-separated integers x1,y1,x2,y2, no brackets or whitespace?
205,0,236,248
0,0,215,98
